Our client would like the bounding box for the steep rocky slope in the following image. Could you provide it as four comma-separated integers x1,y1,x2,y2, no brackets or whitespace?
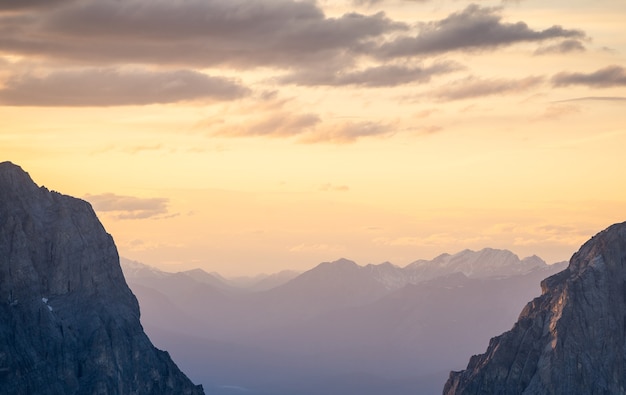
0,162,203,395
444,221,626,394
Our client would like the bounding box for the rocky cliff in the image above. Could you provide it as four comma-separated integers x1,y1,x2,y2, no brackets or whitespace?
444,221,626,394
0,162,203,395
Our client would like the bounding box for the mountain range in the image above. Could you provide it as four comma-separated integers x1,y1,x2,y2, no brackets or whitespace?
122,250,566,394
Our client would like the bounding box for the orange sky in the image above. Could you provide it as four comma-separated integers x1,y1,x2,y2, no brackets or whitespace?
2,0,625,275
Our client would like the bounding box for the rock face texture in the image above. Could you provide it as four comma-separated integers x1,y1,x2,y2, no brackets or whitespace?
444,221,626,395
0,162,203,395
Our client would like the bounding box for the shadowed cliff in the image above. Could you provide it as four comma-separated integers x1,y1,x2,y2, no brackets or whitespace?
444,221,626,394
0,161,203,395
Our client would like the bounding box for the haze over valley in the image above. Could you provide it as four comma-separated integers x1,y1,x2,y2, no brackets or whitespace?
122,250,567,394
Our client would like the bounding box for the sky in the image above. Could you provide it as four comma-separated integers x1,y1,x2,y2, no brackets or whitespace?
1,0,625,276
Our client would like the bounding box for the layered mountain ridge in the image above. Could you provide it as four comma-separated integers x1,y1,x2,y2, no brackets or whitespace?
444,221,626,394
0,162,203,395
122,247,566,394
125,247,553,295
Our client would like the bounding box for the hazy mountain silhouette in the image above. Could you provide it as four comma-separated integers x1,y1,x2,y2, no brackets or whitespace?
122,250,566,394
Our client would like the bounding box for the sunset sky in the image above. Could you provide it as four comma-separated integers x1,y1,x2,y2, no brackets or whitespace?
2,0,625,276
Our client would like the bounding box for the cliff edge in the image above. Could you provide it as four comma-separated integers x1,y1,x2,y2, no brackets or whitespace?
444,221,626,394
0,162,203,395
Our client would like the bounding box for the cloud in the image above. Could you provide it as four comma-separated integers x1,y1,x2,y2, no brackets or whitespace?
0,68,249,106
0,0,70,10
212,112,321,138
84,193,170,219
0,0,588,96
302,121,395,144
554,96,626,103
0,0,405,69
534,104,581,121
534,39,585,55
352,0,383,5
280,61,462,87
433,75,543,101
377,5,585,58
552,65,626,88
210,112,393,144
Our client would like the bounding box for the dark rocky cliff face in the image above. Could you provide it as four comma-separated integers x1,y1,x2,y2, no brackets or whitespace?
0,162,203,395
444,221,626,395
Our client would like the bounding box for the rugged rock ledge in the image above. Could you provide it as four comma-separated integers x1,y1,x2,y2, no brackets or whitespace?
0,162,204,395
444,221,626,394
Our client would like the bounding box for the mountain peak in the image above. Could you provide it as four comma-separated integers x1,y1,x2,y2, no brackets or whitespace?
406,248,544,281
312,258,360,272
0,161,39,194
444,221,626,394
0,160,22,171
330,257,358,266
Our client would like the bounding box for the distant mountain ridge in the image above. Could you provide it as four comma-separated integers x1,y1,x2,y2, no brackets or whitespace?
122,258,300,294
123,247,556,294
121,248,566,395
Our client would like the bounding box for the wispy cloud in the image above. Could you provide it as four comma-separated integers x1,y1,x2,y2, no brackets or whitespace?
534,104,581,121
553,96,626,103
84,193,171,219
301,121,395,144
534,39,586,55
211,112,321,138
200,92,397,144
280,61,462,87
552,65,626,87
433,75,543,101
0,68,249,106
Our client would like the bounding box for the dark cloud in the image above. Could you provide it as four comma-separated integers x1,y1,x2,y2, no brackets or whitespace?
0,0,591,98
377,5,585,58
552,65,626,88
0,0,72,10
280,61,462,87
0,68,249,106
84,193,170,219
0,0,405,68
534,39,585,55
433,75,543,100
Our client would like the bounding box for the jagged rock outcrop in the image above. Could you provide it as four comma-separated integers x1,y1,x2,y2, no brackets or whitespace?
0,162,203,395
444,221,626,395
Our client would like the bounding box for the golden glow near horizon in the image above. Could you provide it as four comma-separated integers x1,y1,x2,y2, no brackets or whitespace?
1,0,625,276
